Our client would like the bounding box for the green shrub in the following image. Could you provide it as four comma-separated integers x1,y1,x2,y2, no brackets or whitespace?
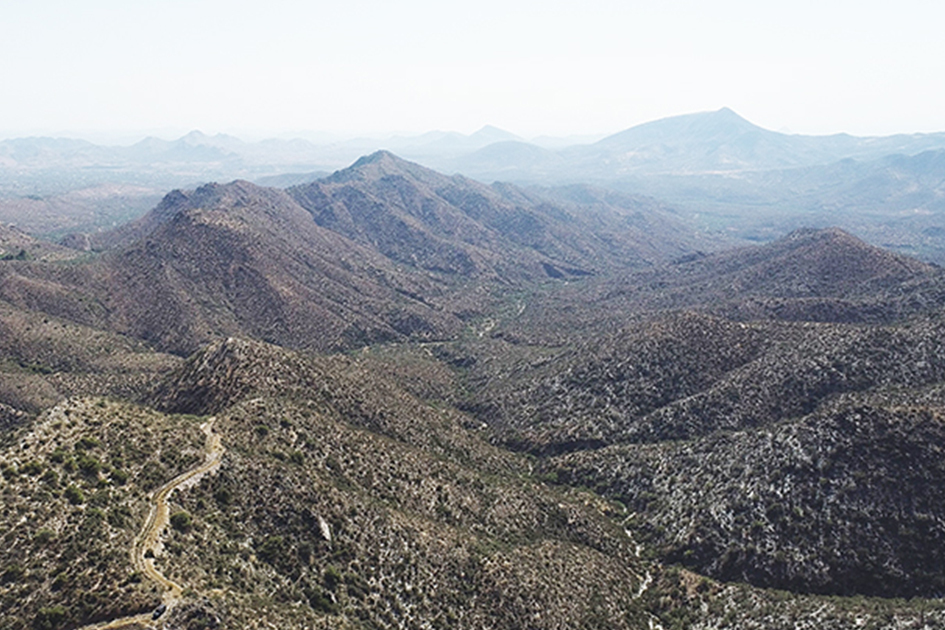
64,484,85,505
323,565,343,591
109,505,132,529
214,487,232,505
90,489,111,507
1,563,25,583
77,453,102,477
33,605,67,630
304,585,338,614
1,463,17,479
75,436,100,450
344,572,370,599
21,461,43,476
41,469,59,487
170,511,193,532
257,535,284,564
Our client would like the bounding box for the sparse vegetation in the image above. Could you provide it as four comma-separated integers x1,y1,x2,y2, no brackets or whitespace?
2,160,945,629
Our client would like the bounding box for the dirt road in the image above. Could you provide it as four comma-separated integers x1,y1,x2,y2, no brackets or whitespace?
77,418,225,630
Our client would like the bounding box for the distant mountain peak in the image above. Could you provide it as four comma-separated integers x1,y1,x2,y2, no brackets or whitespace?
714,106,742,118
327,150,444,185
469,125,521,144
597,107,765,149
181,129,209,142
350,149,401,167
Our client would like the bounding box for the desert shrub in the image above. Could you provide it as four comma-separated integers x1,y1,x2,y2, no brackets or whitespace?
33,605,67,630
257,535,284,564
76,453,101,477
41,469,59,487
20,461,43,476
304,585,338,614
170,511,193,533
75,437,100,450
109,505,132,529
214,487,232,505
64,484,85,505
323,565,342,591
1,563,25,584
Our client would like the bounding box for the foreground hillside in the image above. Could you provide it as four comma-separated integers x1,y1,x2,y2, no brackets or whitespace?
4,340,945,630
0,339,654,630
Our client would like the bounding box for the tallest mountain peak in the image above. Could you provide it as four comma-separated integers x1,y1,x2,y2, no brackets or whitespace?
595,106,767,152
712,106,745,120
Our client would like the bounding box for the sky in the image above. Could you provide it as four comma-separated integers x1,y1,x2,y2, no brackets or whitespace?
1,0,944,142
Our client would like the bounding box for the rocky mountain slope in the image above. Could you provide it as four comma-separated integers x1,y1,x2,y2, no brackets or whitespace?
0,299,181,431
0,179,465,355
0,153,718,357
550,400,945,597
5,151,945,627
288,151,705,280
440,230,945,598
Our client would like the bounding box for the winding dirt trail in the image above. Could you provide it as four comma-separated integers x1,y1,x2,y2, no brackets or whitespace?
77,419,225,630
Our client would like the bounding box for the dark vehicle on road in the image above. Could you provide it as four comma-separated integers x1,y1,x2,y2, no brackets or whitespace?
152,603,167,620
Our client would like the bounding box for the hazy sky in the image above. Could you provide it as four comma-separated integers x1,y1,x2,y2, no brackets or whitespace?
2,0,943,141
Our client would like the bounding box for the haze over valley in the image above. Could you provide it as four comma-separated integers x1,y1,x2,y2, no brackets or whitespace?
6,109,945,263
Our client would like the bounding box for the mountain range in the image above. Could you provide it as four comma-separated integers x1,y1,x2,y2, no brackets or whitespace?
3,148,945,628
5,108,945,268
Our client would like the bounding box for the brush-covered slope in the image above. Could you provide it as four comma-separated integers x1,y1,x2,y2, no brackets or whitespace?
103,180,463,354
596,227,944,325
0,180,462,355
0,224,81,263
483,227,945,348
0,300,181,430
0,339,652,630
469,313,945,452
550,399,945,598
288,151,705,280
0,399,209,629
432,230,945,598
